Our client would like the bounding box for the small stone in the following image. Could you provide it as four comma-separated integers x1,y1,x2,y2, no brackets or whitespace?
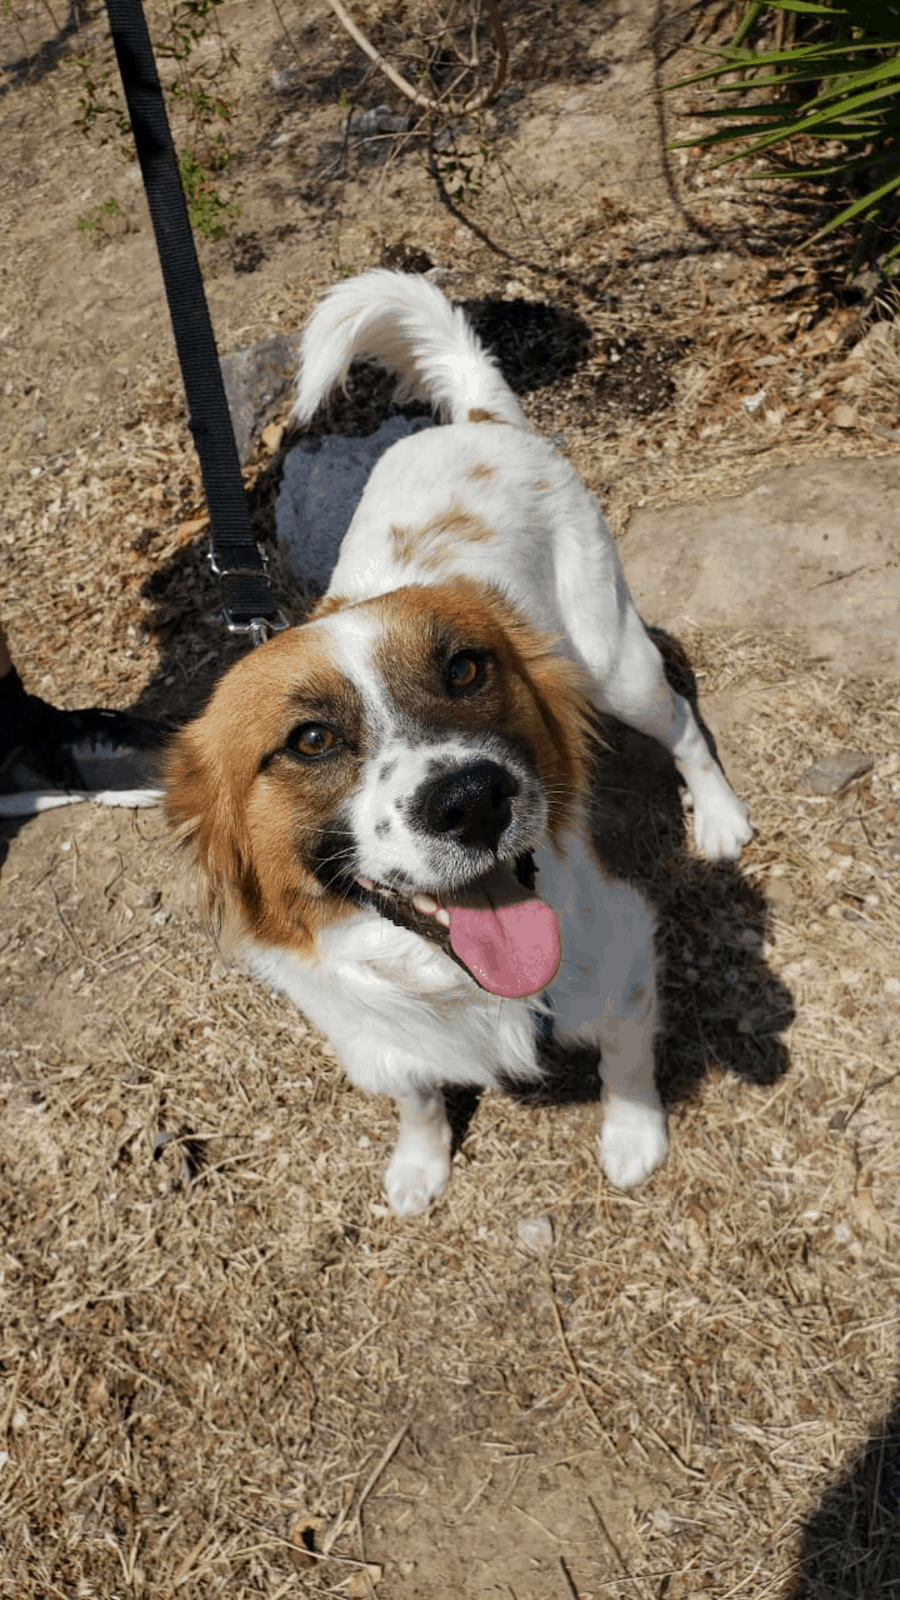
765,875,794,908
796,752,874,796
221,333,301,465
516,1215,554,1255
832,403,857,430
353,104,409,136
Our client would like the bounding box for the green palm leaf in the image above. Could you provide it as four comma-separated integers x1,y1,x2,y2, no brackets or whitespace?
669,1,900,270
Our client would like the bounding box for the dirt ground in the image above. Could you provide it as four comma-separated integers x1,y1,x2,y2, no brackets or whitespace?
2,3,900,1597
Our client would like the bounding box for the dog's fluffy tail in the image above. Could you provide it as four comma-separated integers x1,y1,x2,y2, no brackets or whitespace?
293,269,527,429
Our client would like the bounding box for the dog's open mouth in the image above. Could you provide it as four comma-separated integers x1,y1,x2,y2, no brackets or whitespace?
356,858,560,1000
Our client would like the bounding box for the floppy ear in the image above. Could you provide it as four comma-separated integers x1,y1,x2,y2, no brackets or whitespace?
164,724,261,943
517,636,595,836
485,592,596,838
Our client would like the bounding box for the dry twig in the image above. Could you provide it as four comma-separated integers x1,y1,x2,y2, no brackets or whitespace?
323,0,508,112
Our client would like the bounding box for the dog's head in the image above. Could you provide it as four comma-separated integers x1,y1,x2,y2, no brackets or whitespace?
166,578,592,997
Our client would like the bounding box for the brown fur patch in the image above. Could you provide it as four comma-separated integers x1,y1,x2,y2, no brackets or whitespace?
165,625,365,954
534,479,552,491
390,524,421,567
468,461,496,482
468,408,506,425
392,501,497,572
369,579,593,841
307,592,350,621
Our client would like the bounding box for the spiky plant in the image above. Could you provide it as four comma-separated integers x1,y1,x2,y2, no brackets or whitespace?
670,1,900,272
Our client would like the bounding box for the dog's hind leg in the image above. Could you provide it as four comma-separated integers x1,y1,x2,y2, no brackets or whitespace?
582,595,750,862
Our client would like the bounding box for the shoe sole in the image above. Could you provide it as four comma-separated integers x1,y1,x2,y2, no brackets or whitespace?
0,787,164,818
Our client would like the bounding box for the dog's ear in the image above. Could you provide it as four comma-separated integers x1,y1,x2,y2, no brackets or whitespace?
484,593,595,838
164,724,260,941
516,636,595,836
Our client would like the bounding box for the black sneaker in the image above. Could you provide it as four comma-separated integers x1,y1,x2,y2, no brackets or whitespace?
0,704,167,818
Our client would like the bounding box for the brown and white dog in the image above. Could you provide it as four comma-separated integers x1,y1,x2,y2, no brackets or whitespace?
166,272,751,1215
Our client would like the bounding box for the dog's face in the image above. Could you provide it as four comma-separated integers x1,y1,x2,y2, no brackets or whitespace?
167,578,591,995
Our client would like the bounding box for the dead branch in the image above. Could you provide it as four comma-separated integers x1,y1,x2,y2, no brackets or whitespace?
323,0,508,114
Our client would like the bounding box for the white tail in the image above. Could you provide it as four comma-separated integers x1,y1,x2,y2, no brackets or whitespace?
293,269,527,429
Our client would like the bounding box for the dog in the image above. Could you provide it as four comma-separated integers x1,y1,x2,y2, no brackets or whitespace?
165,271,751,1216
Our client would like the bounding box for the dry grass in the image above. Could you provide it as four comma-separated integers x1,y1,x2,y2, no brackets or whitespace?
2,630,899,1599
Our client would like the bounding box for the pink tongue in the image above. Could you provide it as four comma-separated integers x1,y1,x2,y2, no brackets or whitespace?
448,896,561,999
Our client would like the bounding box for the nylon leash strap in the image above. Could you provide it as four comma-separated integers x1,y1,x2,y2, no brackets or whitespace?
104,0,287,647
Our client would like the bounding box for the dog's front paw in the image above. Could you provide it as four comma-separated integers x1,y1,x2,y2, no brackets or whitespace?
384,1133,451,1217
599,1097,668,1189
693,788,752,863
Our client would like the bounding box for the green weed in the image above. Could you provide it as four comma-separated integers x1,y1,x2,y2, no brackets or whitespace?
61,0,238,240
178,149,239,240
671,1,900,273
76,197,122,233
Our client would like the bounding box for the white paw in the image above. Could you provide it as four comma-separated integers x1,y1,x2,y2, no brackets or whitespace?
600,1097,668,1189
384,1139,451,1217
693,787,751,862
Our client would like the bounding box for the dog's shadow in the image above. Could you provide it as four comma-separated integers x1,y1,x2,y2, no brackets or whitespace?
448,629,794,1150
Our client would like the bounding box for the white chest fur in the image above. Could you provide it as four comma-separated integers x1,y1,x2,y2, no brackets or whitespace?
239,828,656,1099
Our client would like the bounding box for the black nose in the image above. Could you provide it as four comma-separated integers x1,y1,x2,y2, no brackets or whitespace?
420,761,519,850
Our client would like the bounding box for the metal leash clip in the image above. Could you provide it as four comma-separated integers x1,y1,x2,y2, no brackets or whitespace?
208,547,289,648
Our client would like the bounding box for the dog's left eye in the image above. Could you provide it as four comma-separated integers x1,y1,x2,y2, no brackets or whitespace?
287,723,338,758
446,651,486,696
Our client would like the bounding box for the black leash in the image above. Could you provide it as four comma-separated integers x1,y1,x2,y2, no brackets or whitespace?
104,0,287,647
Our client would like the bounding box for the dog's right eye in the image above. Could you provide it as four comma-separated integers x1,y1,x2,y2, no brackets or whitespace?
286,723,339,758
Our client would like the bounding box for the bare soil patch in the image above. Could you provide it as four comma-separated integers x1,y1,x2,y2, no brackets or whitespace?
2,4,899,1598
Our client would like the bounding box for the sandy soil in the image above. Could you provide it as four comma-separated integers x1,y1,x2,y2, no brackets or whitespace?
2,4,899,1598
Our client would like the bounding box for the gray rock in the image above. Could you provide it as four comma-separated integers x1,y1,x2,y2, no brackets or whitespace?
220,334,300,465
276,416,434,594
351,105,409,136
622,458,900,679
796,752,874,796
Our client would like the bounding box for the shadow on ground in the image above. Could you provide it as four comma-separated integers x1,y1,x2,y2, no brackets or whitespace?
504,627,794,1128
792,1382,900,1597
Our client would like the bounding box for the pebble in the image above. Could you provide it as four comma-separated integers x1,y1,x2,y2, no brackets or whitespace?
516,1215,554,1255
796,752,874,796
